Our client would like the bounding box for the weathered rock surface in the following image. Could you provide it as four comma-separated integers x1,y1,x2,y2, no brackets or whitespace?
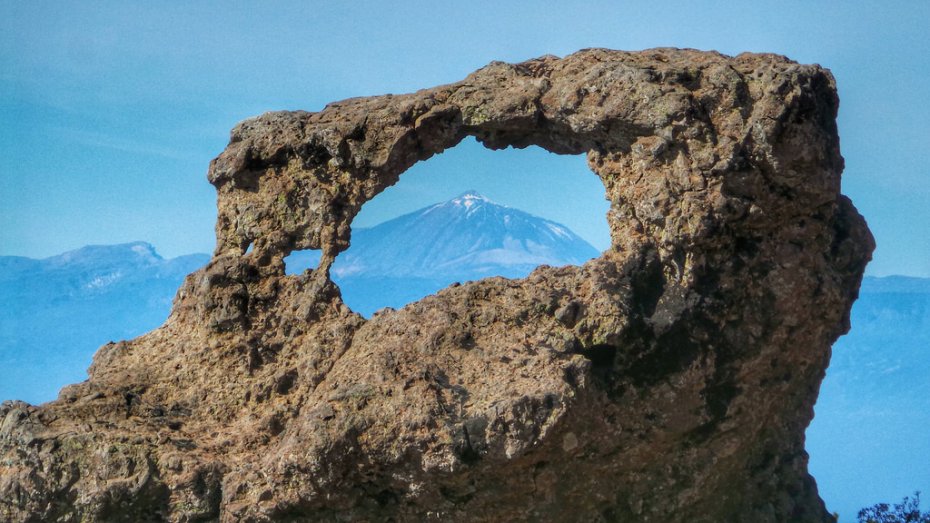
0,48,873,522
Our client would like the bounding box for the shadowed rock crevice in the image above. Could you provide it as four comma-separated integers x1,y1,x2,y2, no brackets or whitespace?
1,48,872,522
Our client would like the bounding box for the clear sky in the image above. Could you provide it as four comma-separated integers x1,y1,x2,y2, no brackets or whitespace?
2,1,928,276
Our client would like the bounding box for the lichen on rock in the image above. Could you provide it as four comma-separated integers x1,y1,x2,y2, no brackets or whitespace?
0,48,873,522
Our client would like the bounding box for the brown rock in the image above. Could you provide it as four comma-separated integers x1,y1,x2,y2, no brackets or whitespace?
0,48,873,522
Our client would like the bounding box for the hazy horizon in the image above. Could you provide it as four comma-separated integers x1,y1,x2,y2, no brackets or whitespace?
3,1,930,276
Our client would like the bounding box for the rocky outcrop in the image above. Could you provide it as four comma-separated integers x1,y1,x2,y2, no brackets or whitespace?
0,48,872,522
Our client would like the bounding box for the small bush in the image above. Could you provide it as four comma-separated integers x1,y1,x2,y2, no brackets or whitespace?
858,492,930,523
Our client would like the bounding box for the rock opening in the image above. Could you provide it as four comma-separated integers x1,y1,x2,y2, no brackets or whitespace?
0,48,873,523
327,138,607,316
283,249,321,276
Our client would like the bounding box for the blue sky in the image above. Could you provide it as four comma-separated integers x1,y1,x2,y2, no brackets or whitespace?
2,1,929,276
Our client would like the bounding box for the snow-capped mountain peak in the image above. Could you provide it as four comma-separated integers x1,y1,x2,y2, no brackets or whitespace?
52,242,163,267
449,190,494,209
421,190,496,218
332,192,599,280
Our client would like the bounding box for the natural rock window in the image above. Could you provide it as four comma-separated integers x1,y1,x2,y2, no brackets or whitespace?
325,137,609,316
283,248,321,275
0,49,873,522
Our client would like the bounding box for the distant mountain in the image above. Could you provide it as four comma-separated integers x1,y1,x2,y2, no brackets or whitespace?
336,191,599,279
286,191,601,316
0,242,208,404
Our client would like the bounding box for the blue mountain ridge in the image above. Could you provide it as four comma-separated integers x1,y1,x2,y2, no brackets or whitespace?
0,243,210,404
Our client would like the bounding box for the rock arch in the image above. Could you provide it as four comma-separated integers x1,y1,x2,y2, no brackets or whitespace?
0,49,872,522
211,49,839,274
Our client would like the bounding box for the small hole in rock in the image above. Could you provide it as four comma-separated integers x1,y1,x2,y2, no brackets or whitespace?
284,249,322,275
245,242,254,255
328,137,610,316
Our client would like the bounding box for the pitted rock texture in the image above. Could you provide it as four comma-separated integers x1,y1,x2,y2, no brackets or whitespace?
0,48,873,522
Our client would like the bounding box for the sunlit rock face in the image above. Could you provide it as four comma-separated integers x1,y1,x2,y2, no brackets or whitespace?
0,48,872,522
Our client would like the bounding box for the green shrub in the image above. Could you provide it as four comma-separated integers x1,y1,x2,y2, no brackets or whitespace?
858,492,930,523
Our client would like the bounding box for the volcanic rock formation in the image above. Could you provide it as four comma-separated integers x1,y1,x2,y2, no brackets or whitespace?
0,48,873,522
